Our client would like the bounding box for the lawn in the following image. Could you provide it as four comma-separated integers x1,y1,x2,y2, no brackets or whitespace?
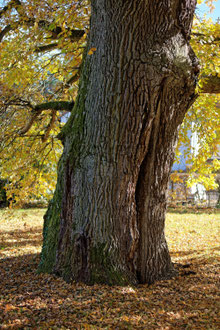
0,208,219,329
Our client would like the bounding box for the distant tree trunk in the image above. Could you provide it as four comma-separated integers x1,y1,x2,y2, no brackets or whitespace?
39,0,199,285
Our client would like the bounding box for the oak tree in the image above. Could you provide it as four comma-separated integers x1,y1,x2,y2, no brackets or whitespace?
0,0,219,283
39,0,200,285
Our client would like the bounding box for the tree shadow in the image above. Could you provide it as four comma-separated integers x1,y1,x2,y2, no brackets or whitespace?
170,249,202,257
0,228,42,249
0,218,219,328
0,251,219,328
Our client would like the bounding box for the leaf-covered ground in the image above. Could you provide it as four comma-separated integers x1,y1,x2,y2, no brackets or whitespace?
0,208,219,329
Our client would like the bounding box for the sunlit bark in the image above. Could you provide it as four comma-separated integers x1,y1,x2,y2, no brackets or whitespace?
39,0,198,285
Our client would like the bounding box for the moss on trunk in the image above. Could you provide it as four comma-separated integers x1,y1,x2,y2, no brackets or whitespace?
39,0,198,285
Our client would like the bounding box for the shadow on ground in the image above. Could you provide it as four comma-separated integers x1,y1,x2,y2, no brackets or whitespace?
0,249,219,328
0,228,42,249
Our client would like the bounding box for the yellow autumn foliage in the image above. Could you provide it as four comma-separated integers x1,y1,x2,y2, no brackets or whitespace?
0,0,219,205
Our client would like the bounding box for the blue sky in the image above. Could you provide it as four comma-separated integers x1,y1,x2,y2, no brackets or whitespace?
197,1,220,21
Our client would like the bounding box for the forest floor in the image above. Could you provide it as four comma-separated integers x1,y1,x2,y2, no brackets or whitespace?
0,208,219,329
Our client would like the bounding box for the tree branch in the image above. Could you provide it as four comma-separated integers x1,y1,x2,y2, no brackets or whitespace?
4,98,74,112
0,25,12,42
192,32,220,43
16,100,73,136
34,42,59,53
34,34,85,53
66,71,81,85
46,26,85,42
0,17,84,43
41,111,56,142
200,75,220,94
58,70,81,92
19,112,40,135
34,101,74,112
0,0,85,43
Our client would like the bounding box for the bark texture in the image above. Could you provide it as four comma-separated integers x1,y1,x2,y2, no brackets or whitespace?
39,0,199,285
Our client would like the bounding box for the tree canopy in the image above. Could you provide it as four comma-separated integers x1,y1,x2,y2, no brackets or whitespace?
177,11,220,190
0,0,219,205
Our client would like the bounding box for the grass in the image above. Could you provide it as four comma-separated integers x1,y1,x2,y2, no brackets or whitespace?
0,208,219,329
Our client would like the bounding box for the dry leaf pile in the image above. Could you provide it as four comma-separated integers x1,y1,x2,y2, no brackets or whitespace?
0,209,219,329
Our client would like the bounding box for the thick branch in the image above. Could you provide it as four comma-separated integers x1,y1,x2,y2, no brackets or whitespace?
0,25,12,42
47,26,85,42
34,101,74,112
200,75,220,94
4,97,74,112
66,71,81,85
17,100,73,136
34,43,59,53
69,29,85,42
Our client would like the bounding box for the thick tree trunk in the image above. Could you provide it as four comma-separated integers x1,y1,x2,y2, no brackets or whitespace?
39,0,199,285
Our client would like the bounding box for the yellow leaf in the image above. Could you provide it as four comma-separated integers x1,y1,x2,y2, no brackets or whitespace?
88,47,97,55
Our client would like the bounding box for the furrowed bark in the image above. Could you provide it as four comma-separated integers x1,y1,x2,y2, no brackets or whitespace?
39,0,198,285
